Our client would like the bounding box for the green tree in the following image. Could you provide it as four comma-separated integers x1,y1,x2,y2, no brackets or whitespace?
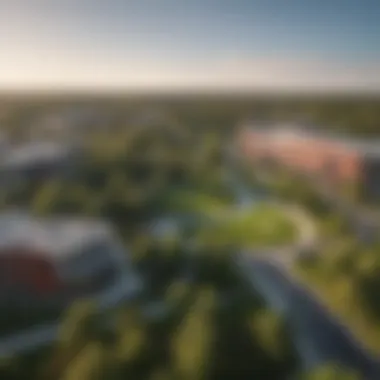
355,255,380,319
45,302,100,380
60,342,110,380
32,180,62,215
249,309,296,365
301,363,361,380
114,308,146,366
171,288,216,380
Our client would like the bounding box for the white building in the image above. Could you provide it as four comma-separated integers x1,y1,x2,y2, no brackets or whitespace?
0,140,82,189
30,106,115,142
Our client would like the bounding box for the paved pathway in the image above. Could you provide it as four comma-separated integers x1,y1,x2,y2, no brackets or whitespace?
237,257,380,377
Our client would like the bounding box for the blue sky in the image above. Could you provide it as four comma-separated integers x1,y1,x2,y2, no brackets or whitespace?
0,0,379,91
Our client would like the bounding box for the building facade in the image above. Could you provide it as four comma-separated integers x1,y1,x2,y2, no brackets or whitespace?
0,141,82,190
239,124,380,200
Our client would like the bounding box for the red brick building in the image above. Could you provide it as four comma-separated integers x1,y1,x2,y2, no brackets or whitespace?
239,125,380,200
0,247,62,295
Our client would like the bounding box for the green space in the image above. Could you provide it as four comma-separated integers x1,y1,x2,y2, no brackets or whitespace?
162,187,298,250
163,188,232,216
197,203,297,249
295,238,380,356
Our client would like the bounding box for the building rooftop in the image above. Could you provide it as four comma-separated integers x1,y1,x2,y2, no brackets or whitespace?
243,122,380,158
0,211,114,261
1,141,77,170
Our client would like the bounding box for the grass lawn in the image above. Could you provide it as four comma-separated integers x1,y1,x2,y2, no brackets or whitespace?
197,204,297,249
295,264,380,356
163,189,231,216
161,188,297,249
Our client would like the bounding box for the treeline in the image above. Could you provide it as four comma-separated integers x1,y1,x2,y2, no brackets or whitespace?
1,117,225,238
2,94,380,141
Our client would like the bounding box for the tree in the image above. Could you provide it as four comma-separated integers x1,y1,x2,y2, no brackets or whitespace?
171,288,215,380
165,281,191,306
249,309,296,366
320,238,359,278
44,302,100,380
148,368,175,380
60,342,110,380
114,308,146,366
301,363,361,380
355,256,380,319
32,180,62,215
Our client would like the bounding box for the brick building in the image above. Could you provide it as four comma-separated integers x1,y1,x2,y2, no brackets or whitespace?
239,124,380,200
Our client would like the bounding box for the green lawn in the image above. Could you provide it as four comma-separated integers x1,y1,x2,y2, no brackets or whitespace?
295,267,380,356
164,189,230,216
197,204,297,249
161,189,297,249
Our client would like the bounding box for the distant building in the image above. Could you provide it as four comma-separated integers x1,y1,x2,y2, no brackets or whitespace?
0,140,82,189
0,132,10,160
0,211,142,356
29,106,115,142
132,108,170,127
239,123,380,200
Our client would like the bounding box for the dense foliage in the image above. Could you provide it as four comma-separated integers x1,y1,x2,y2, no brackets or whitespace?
0,95,376,379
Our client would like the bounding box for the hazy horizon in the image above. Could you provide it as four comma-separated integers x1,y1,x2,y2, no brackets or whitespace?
1,0,379,93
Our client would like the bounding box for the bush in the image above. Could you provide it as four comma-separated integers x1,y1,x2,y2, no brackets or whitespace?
300,363,361,380
171,288,216,380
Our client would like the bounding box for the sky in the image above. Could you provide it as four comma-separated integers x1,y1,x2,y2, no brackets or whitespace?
0,0,379,93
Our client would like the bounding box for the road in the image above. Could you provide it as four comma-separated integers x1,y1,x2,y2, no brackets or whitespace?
237,257,380,378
